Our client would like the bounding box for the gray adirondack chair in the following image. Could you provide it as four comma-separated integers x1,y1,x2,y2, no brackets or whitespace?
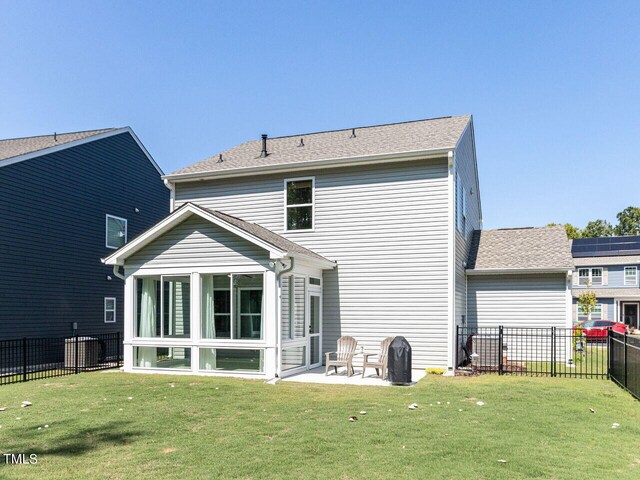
325,336,357,376
362,337,394,379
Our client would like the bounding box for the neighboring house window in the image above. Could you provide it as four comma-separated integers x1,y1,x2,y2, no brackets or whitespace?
104,297,116,323
625,266,638,286
578,267,603,286
285,177,314,231
578,303,602,321
106,214,128,249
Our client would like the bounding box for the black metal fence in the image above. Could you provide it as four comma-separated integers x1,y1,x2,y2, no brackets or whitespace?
456,326,608,378
0,332,122,386
609,331,640,400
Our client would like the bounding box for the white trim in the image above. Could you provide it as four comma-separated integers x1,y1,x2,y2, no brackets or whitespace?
624,266,638,286
0,127,164,176
105,214,128,250
163,148,452,183
283,176,315,232
446,150,456,370
104,297,116,323
466,268,573,276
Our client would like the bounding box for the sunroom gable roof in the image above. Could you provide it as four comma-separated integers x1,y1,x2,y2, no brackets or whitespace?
102,203,335,268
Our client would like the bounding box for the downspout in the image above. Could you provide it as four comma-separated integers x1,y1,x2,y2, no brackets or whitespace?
112,265,125,280
273,257,295,380
164,179,176,212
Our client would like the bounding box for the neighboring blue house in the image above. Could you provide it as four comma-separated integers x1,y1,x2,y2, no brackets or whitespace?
571,236,640,329
0,128,169,339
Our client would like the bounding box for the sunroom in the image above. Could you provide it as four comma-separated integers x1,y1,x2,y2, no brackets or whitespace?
103,203,335,379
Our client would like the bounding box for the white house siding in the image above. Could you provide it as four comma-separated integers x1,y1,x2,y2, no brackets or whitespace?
467,274,570,363
126,216,269,270
467,274,568,328
175,158,451,368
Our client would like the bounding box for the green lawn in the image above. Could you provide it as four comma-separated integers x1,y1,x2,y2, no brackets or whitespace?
0,372,638,479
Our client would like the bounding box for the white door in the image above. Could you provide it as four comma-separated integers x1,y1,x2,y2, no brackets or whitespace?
308,289,322,368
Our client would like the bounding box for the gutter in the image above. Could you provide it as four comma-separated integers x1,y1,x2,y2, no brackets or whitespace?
163,147,452,183
163,179,176,212
466,267,574,276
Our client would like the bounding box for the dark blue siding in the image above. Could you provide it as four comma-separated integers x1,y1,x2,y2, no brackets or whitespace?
0,132,169,339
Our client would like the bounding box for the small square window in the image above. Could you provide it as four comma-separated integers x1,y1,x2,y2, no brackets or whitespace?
104,297,116,323
106,214,127,249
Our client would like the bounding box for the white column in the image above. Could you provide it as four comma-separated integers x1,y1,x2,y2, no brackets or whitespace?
123,273,135,372
191,272,201,373
264,269,277,378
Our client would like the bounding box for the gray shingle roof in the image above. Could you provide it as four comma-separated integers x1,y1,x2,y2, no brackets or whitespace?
574,255,640,266
169,115,471,177
467,225,574,271
571,288,640,298
0,128,116,163
193,205,332,264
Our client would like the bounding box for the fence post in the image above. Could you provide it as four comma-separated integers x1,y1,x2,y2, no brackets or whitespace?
498,326,504,375
117,331,121,366
607,330,612,379
74,334,79,375
624,332,628,389
551,327,556,377
22,337,28,383
455,326,459,370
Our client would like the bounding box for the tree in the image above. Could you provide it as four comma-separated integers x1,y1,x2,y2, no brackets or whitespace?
577,291,598,322
615,206,640,236
547,223,581,239
581,219,614,238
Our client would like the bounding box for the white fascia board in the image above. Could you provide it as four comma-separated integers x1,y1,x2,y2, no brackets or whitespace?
163,148,451,183
290,253,336,270
0,127,164,176
466,268,572,276
103,203,287,265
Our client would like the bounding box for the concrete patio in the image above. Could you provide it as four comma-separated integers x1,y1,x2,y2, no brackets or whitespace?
280,366,426,386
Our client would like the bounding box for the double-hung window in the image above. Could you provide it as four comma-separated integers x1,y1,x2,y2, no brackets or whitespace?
578,304,602,321
104,297,116,323
578,267,602,286
625,266,638,286
285,178,314,231
106,214,127,249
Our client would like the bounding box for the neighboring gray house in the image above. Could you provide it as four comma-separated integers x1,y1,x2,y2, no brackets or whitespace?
0,128,169,338
466,226,574,330
571,236,640,328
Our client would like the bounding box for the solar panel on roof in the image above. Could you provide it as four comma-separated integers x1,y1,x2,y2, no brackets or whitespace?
572,236,640,257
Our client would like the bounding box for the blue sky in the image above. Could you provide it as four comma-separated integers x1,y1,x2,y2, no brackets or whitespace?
1,1,638,229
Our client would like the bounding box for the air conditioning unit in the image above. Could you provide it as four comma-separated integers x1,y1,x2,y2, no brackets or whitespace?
471,334,501,369
64,337,101,368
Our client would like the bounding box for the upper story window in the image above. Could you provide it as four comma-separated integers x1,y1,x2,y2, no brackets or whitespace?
625,266,638,286
285,177,314,231
578,267,603,286
455,173,466,234
106,214,128,249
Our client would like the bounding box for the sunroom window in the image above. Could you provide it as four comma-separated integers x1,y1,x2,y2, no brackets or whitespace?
201,273,263,340
285,178,314,231
136,276,191,338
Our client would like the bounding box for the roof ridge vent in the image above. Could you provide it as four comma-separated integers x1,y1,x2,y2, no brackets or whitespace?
260,134,268,157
